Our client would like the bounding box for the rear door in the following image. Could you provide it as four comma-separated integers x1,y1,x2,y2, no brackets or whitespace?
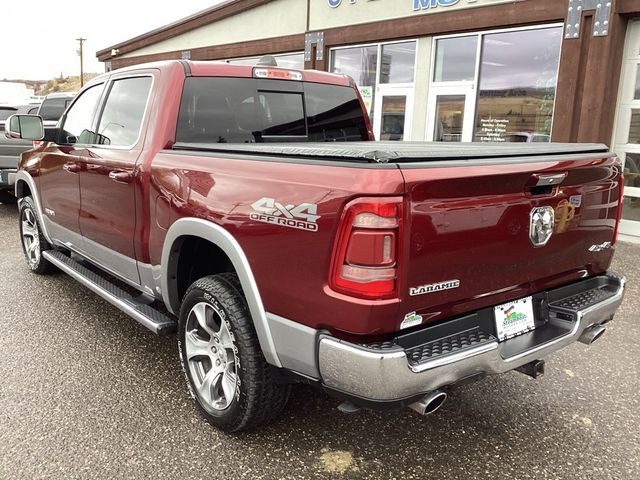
77,74,154,285
39,84,105,247
399,152,623,326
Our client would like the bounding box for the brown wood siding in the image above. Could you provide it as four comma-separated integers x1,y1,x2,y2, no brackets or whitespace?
553,6,628,144
617,0,640,15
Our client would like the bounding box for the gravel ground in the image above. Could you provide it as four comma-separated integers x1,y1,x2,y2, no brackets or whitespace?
0,202,638,480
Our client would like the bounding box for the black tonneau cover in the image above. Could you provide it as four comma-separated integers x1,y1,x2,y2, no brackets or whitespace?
172,141,610,164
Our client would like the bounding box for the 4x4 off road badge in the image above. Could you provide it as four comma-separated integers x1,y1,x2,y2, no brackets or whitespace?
529,206,554,247
250,197,321,232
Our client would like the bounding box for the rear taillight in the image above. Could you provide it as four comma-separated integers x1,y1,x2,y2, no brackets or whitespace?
330,197,403,299
33,140,41,148
612,172,625,246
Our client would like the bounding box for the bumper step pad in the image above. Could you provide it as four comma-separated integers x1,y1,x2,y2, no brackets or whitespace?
549,286,618,313
405,328,495,367
42,250,177,335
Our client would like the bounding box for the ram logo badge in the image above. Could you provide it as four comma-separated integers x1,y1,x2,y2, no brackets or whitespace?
410,279,460,297
250,197,321,232
529,206,554,247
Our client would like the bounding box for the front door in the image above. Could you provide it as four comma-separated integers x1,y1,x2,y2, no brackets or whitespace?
39,83,105,248
614,20,640,238
77,75,153,285
373,85,414,141
426,86,476,142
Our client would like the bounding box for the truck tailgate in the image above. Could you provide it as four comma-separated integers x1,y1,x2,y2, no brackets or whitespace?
398,151,623,327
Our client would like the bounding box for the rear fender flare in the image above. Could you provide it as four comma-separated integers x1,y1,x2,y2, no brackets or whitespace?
161,217,282,368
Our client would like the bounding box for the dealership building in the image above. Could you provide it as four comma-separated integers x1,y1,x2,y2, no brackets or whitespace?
98,0,640,239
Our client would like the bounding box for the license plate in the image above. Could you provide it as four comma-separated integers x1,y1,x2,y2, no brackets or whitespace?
494,296,536,341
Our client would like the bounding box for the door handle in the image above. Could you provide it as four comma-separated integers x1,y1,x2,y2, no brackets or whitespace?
528,172,568,187
108,170,133,184
63,162,81,174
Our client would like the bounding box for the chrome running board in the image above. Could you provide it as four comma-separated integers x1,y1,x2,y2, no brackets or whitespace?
43,250,177,336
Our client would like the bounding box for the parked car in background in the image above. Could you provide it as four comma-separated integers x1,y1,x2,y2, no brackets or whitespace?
37,92,75,127
0,105,40,203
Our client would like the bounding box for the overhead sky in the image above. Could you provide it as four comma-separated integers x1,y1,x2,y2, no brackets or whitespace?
2,0,225,81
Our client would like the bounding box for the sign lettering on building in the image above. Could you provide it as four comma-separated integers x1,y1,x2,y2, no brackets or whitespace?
327,0,471,10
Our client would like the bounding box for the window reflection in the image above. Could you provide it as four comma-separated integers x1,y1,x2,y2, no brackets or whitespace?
434,36,478,82
474,27,562,142
380,42,416,84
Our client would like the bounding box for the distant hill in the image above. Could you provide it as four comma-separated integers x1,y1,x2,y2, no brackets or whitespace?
39,74,100,95
2,74,100,96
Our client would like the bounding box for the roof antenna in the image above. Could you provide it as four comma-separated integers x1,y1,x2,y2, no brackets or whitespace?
256,55,278,67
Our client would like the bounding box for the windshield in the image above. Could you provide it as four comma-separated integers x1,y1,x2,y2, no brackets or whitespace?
176,77,369,143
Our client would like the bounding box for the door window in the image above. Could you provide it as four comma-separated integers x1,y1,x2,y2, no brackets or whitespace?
96,77,152,147
59,85,103,145
379,96,407,141
434,95,465,142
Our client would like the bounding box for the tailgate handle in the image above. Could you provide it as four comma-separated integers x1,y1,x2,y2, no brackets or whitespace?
529,172,567,187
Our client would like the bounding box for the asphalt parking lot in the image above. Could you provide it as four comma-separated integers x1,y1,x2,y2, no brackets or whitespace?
0,202,638,480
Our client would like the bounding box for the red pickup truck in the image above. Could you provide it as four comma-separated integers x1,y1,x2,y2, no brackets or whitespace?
5,60,626,432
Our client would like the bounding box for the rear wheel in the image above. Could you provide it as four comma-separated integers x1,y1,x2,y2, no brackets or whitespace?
178,273,290,432
19,196,54,274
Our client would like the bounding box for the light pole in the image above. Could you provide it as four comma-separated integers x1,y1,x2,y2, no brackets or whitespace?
76,38,86,87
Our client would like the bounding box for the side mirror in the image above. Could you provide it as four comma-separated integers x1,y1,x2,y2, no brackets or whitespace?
4,114,44,141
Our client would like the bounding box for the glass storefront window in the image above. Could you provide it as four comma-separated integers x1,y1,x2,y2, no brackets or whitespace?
629,109,640,144
624,152,640,188
330,46,378,90
331,45,379,117
380,42,416,84
434,36,478,82
473,27,562,142
434,95,465,142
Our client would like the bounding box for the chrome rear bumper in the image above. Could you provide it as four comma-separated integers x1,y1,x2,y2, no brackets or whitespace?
318,273,625,402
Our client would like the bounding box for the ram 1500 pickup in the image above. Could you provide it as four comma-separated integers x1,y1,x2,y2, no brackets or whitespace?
5,60,626,432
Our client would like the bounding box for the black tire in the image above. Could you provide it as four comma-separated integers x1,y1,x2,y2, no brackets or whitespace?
0,189,17,204
19,196,55,274
178,273,290,432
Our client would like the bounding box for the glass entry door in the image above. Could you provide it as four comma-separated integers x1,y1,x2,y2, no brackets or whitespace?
614,20,640,237
426,86,476,142
373,85,413,141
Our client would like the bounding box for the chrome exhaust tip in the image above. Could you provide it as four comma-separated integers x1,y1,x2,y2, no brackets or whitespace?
409,390,448,416
579,324,606,345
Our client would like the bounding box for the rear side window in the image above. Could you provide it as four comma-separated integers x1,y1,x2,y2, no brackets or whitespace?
96,77,152,147
176,77,368,144
39,97,73,121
